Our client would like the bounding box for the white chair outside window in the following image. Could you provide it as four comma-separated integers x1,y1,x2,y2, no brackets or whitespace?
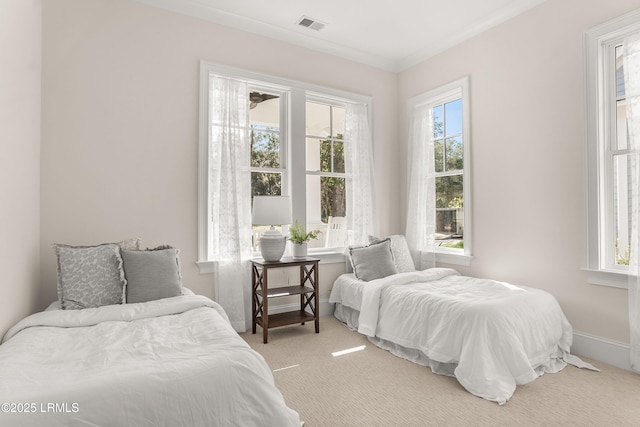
325,216,348,248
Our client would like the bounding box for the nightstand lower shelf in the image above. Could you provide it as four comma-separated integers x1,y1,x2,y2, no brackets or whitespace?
255,310,316,329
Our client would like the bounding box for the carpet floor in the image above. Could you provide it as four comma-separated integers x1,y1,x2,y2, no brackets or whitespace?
241,316,640,426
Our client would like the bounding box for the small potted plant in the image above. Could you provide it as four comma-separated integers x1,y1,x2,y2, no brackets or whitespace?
288,220,320,259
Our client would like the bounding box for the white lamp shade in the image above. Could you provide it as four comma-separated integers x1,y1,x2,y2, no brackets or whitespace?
252,196,292,226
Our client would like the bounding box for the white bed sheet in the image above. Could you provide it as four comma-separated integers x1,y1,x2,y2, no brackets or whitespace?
0,295,301,426
329,268,596,404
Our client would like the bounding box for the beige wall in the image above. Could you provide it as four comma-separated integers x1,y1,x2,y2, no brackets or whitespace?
0,0,42,336
399,0,640,344
36,0,640,348
40,0,399,307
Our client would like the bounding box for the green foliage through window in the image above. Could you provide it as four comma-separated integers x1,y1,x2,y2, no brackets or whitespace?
251,126,281,196
319,135,345,222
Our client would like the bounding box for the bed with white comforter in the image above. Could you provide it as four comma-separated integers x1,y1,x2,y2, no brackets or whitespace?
329,268,596,404
0,294,301,426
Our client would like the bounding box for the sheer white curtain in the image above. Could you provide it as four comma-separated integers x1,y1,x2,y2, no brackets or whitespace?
209,75,253,332
625,32,640,371
344,103,376,245
405,103,436,269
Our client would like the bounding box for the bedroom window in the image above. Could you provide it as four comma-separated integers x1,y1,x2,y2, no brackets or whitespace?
248,89,288,249
305,99,347,249
406,77,472,266
433,98,464,247
250,90,285,198
197,62,373,270
584,10,640,288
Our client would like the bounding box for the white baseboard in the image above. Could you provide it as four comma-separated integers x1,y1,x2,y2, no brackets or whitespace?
267,299,334,318
572,331,631,371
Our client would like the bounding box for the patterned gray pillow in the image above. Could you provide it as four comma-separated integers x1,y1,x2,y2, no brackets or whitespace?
54,243,127,310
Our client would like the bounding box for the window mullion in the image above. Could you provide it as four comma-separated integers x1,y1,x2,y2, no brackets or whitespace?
289,88,307,225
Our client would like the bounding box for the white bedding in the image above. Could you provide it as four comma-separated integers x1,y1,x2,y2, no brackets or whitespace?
0,295,301,426
329,269,596,404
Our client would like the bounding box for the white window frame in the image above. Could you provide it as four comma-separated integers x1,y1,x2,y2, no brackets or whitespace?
304,94,348,241
583,9,640,288
248,83,290,199
408,77,472,266
197,62,372,272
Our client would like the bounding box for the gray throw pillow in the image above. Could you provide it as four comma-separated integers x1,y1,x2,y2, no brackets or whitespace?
122,248,183,303
349,238,398,282
54,243,126,310
369,235,416,273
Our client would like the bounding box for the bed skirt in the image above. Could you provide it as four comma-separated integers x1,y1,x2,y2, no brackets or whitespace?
333,303,459,376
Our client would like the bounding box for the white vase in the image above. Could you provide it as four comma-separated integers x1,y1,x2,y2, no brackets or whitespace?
292,242,308,259
259,232,287,261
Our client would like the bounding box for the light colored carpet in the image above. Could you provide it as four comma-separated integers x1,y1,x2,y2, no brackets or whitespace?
241,316,640,426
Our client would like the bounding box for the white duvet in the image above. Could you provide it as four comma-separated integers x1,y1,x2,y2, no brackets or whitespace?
331,268,595,404
0,295,301,426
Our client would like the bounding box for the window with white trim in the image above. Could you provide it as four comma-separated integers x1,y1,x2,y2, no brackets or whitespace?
584,10,640,287
249,89,286,198
197,63,372,269
305,99,347,248
433,96,465,250
407,77,472,266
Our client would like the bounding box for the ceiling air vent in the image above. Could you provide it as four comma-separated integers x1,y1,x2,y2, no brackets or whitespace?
297,16,325,31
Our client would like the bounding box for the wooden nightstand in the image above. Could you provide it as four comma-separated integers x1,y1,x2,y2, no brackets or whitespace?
251,257,319,343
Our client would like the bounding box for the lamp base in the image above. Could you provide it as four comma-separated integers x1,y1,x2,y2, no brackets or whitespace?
260,228,286,261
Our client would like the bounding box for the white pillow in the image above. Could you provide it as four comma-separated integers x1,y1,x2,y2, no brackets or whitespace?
369,235,416,273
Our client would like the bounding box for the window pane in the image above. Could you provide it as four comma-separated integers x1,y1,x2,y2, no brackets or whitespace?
434,139,444,172
332,141,345,173
445,137,463,171
436,175,463,210
333,106,346,136
433,105,443,138
308,138,346,173
320,176,346,223
616,45,625,98
306,137,322,171
251,172,281,197
444,99,462,136
306,102,331,137
320,140,332,172
320,140,344,173
435,175,464,248
613,154,630,265
617,100,628,150
249,92,279,129
305,175,345,223
305,174,346,248
251,128,280,168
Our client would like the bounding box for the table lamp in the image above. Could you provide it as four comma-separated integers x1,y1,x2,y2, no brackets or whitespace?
252,196,292,261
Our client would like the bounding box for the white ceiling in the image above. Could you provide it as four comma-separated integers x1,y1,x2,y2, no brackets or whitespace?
137,0,547,72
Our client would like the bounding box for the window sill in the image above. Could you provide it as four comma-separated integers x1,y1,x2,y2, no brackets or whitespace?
582,268,629,289
197,251,347,274
419,250,473,268
436,252,473,267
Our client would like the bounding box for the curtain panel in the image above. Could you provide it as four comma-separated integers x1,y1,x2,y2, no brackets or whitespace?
405,103,436,269
344,103,376,246
625,32,640,371
209,76,253,332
